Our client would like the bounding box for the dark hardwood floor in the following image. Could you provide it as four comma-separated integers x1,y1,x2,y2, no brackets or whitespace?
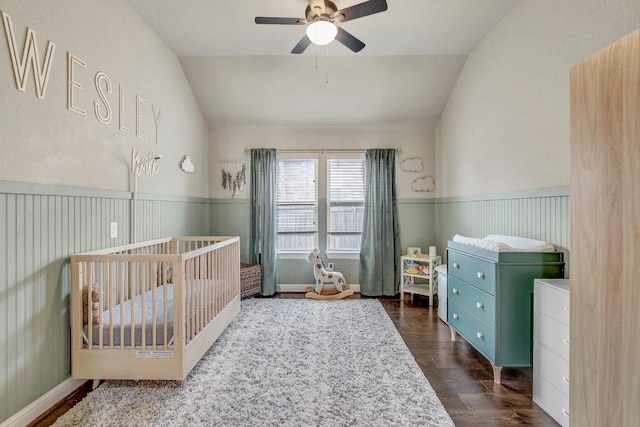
34,293,558,426
378,295,559,427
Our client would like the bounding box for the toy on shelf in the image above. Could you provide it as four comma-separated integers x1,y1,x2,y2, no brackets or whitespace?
404,261,420,275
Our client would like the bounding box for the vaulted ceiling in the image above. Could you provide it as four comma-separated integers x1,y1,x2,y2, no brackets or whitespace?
126,0,520,129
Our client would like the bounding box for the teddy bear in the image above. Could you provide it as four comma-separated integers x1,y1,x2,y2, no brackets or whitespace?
82,285,103,325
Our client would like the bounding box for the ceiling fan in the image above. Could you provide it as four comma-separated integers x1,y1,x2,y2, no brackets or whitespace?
255,0,388,54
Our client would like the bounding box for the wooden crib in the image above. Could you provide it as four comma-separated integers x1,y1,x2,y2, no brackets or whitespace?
70,236,241,385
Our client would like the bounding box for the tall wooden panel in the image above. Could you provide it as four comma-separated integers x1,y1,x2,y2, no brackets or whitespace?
570,28,640,426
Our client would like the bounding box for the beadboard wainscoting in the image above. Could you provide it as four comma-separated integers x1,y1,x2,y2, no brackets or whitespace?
434,187,570,274
209,199,251,262
0,181,211,425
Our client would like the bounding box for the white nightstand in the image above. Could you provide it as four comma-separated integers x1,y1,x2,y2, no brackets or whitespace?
400,255,441,306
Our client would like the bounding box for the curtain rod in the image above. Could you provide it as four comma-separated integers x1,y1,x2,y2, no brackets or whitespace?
243,148,402,154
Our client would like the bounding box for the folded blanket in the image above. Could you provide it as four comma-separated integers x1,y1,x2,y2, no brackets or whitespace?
452,234,555,252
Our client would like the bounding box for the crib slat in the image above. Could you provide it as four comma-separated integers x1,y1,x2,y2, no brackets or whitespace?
196,257,201,334
119,261,125,350
86,263,92,350
190,259,196,340
199,256,204,332
97,263,104,349
206,251,212,324
129,262,135,349
108,262,115,349
151,261,157,349
186,259,191,342
163,262,168,350
141,262,146,349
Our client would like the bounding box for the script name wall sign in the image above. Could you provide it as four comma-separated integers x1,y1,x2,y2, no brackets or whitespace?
1,10,163,144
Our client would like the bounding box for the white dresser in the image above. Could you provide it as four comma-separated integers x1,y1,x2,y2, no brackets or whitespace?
533,278,570,426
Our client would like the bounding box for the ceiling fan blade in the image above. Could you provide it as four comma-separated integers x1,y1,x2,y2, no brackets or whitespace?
335,27,365,52
255,17,307,25
292,34,312,54
335,0,388,22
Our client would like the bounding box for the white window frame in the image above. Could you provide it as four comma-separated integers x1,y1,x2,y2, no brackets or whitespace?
326,153,365,258
276,153,319,258
275,151,365,260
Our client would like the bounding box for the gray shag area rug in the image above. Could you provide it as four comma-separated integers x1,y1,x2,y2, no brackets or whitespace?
54,298,453,426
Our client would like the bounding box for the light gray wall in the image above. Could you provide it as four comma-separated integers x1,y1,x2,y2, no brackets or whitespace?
0,0,210,197
432,0,640,277
0,0,212,422
435,0,640,198
209,128,437,200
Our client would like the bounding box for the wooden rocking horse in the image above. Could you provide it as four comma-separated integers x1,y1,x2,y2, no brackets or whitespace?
305,249,354,300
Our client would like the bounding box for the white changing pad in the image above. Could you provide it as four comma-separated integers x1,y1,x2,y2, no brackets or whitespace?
452,234,555,252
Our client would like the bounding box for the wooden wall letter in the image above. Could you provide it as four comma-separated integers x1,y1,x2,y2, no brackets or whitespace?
152,105,162,145
136,95,148,140
118,84,131,134
2,10,56,99
94,72,112,124
67,52,86,116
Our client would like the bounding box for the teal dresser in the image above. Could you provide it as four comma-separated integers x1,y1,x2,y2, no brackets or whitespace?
446,241,564,384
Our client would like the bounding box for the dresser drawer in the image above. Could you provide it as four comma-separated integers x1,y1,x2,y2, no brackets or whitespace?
534,343,570,396
534,312,570,360
534,281,570,325
448,251,496,295
448,275,496,328
449,302,495,361
533,374,570,427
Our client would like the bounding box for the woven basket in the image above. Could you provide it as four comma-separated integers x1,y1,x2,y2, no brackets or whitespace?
240,263,262,298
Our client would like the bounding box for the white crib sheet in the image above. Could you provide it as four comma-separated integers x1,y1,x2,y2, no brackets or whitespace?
83,283,175,348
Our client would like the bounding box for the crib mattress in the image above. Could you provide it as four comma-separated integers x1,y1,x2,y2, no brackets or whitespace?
83,279,222,348
84,283,175,348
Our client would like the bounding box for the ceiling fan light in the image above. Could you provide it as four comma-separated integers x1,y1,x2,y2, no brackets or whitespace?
306,20,337,45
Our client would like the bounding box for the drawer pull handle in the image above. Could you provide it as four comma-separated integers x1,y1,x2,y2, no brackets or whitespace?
453,262,459,268
476,302,484,309
476,332,484,339
452,313,459,320
561,408,570,418
562,376,570,385
563,306,570,313
452,288,459,295
563,338,570,346
477,272,484,279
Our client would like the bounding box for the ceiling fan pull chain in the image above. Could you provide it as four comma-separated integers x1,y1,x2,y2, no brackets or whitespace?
326,45,330,84
315,44,319,70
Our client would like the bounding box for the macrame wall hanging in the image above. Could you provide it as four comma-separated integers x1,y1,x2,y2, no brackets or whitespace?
221,160,246,197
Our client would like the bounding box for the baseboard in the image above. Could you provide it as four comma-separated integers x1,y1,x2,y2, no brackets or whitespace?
0,378,86,427
278,284,361,293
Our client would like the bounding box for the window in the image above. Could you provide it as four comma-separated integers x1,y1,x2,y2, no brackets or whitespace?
276,153,365,255
327,157,365,252
276,158,318,252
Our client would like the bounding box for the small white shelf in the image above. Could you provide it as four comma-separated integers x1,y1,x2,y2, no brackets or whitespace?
400,255,441,306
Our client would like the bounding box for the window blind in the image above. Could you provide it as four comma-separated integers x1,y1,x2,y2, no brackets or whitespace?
276,159,318,251
328,158,365,251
